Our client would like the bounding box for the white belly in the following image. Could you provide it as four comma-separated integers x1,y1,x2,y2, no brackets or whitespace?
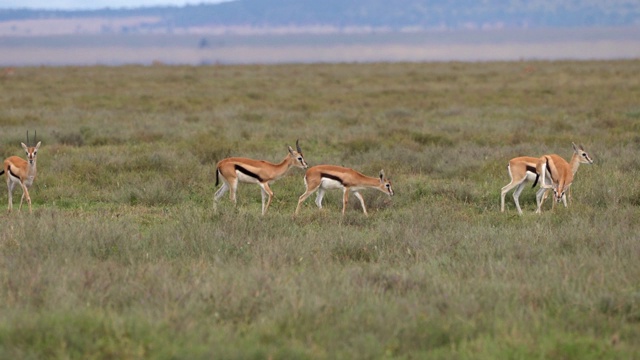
525,171,537,182
320,178,344,190
236,171,261,184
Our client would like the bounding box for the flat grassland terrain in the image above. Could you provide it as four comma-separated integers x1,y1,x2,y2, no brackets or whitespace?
0,60,639,358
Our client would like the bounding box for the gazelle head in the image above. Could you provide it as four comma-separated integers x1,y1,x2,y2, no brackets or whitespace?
287,139,309,169
572,142,593,165
379,170,394,196
21,130,41,165
551,183,569,203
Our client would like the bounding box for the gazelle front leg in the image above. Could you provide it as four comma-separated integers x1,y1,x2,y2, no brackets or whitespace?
259,182,274,215
353,191,368,216
341,187,350,215
19,183,32,212
535,187,549,214
315,188,326,209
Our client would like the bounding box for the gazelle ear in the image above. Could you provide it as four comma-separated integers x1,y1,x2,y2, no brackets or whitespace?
379,170,385,183
21,142,28,151
288,145,295,155
572,142,578,152
35,141,42,150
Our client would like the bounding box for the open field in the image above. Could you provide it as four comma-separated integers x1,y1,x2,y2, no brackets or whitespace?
0,60,639,358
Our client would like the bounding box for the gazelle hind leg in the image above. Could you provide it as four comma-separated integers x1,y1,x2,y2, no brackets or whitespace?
295,181,320,215
213,181,229,211
500,176,524,212
512,182,526,215
7,179,15,211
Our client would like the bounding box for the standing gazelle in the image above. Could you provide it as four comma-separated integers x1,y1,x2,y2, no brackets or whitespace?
501,143,593,215
0,131,41,213
500,156,541,215
294,165,394,216
535,142,593,214
214,140,308,215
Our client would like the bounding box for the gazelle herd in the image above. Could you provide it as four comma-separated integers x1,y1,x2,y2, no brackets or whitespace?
2,132,592,216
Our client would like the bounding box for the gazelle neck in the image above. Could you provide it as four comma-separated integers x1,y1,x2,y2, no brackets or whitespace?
271,155,294,179
569,153,581,175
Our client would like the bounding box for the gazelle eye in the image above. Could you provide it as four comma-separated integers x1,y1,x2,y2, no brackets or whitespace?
297,157,302,161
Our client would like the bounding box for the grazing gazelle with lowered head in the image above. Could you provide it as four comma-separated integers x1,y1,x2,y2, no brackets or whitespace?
0,131,42,213
214,140,308,215
294,165,394,216
535,142,593,214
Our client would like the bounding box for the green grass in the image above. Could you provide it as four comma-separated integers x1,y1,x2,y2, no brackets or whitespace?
0,60,639,359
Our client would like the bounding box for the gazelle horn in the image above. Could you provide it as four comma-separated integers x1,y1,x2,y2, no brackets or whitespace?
296,139,302,153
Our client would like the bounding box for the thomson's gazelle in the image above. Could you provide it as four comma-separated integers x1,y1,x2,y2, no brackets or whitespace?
214,140,308,215
0,131,41,213
535,143,593,213
295,165,394,216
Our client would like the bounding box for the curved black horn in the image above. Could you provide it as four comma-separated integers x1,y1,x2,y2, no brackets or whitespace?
26,130,29,146
34,130,37,144
296,139,302,153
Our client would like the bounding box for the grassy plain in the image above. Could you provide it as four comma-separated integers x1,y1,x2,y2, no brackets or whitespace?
0,60,639,359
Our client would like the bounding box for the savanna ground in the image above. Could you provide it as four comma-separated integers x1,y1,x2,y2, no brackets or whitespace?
0,60,639,359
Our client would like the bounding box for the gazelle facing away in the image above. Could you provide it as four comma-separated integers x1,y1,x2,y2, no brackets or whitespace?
0,131,41,213
294,165,394,216
214,140,308,215
535,142,593,214
500,156,541,215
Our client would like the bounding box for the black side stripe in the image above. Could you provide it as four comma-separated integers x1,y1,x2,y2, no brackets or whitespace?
8,168,20,180
528,164,539,188
320,173,345,186
235,164,263,182
532,158,552,188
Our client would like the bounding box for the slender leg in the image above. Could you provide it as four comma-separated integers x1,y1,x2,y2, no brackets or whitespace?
7,178,15,211
229,179,238,205
341,188,350,215
315,188,325,209
259,182,273,215
18,183,31,213
500,176,525,212
535,187,548,214
295,182,320,216
512,182,526,215
353,191,368,216
213,181,229,211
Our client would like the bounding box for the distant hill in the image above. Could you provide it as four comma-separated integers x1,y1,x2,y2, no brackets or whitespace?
1,0,640,34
